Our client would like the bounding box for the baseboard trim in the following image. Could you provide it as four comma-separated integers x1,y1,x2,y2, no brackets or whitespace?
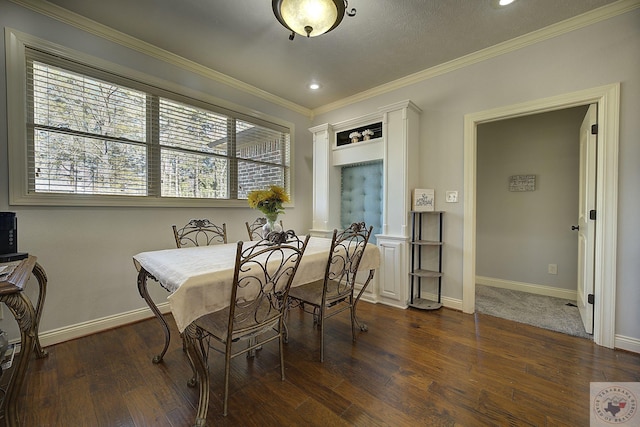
33,302,172,348
476,276,577,300
441,296,463,311
615,335,640,354
23,298,640,355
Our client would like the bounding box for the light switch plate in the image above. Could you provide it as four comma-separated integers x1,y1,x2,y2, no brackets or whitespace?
445,191,458,203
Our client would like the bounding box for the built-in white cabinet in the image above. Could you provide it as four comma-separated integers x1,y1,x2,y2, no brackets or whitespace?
309,101,421,308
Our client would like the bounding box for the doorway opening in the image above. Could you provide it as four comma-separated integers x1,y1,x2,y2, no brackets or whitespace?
474,106,590,338
462,84,620,348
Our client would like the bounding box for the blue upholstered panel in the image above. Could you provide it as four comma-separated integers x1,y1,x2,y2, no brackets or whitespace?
341,161,383,243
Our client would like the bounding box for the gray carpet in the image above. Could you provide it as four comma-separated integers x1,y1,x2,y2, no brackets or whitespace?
475,284,592,339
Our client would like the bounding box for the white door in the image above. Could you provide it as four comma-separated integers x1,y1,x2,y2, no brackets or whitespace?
576,104,597,334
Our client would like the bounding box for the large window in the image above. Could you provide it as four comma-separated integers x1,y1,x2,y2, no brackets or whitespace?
8,36,291,207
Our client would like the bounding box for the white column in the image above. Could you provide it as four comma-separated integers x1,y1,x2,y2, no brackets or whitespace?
308,123,338,238
376,101,421,307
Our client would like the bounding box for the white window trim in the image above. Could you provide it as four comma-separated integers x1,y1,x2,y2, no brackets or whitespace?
5,28,295,208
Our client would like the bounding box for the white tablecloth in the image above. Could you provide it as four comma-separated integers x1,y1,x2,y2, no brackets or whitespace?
133,236,380,332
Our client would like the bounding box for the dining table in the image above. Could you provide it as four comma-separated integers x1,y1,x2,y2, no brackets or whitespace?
133,235,380,426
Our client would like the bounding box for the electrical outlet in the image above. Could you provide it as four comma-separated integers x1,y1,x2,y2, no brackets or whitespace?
548,264,558,275
445,191,458,203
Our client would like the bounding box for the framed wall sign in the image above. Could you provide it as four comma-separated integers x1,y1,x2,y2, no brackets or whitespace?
509,175,536,192
412,188,435,211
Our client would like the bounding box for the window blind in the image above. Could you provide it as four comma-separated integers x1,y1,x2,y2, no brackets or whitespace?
21,47,291,204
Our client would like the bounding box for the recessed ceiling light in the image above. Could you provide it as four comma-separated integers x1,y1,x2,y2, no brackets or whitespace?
498,0,516,5
309,83,320,90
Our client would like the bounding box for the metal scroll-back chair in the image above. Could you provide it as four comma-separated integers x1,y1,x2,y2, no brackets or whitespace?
245,217,284,241
171,219,227,355
172,219,227,248
190,232,310,416
288,222,373,362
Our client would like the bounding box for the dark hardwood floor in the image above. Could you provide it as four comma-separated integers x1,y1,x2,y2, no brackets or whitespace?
16,302,640,426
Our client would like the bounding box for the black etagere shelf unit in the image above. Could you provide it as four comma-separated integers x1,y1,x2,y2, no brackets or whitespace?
409,211,444,310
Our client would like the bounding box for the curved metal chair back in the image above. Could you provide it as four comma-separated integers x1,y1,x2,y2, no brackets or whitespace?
324,222,373,303
172,219,227,248
288,222,373,362
194,232,310,415
245,217,284,241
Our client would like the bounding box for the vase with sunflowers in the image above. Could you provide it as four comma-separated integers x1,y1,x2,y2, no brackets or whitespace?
247,185,289,237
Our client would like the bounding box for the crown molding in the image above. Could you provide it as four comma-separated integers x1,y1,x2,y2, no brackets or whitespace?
312,0,640,116
9,0,314,118
10,0,638,119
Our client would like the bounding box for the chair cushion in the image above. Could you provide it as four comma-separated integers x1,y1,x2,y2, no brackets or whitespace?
196,303,280,342
196,308,230,339
288,279,351,307
288,279,324,305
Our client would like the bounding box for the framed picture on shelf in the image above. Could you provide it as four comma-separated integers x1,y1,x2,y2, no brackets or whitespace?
412,188,434,211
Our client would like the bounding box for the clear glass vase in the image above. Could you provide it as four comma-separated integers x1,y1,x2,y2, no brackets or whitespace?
262,213,282,238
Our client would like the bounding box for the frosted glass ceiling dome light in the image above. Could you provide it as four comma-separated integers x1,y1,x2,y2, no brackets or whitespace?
272,0,356,40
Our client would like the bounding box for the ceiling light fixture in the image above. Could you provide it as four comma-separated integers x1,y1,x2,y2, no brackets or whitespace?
272,0,356,40
309,83,320,90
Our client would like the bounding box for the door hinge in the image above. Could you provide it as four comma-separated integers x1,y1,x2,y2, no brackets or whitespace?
589,210,596,220
591,124,598,134
588,294,595,304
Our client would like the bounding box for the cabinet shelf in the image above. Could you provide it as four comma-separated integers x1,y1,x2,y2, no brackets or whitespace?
408,297,442,311
410,240,443,246
410,269,443,278
409,211,443,310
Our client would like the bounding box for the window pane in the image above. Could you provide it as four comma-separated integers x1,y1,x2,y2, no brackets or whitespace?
159,98,228,156
235,120,289,166
32,62,146,141
17,45,291,205
161,148,228,198
33,130,147,195
237,160,285,199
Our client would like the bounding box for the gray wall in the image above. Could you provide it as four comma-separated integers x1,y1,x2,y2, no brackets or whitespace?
0,1,314,340
476,107,587,291
1,2,638,348
313,9,640,343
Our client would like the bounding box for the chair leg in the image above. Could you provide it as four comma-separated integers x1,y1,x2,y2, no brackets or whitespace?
353,270,375,332
223,341,233,416
350,301,357,342
319,306,325,363
246,336,263,358
279,319,286,380
282,309,289,343
312,306,320,328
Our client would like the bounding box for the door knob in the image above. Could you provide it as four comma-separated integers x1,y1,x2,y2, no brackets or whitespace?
571,225,579,230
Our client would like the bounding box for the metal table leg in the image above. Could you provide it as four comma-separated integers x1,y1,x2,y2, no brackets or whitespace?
184,322,209,426
137,268,171,364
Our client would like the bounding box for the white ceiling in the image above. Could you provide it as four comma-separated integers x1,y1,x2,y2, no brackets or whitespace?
40,0,620,111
